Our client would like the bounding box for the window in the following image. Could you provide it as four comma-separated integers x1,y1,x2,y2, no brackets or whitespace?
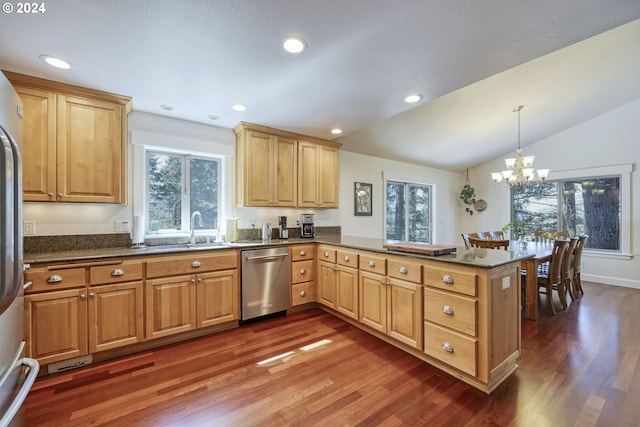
385,180,432,242
146,150,221,234
511,176,621,251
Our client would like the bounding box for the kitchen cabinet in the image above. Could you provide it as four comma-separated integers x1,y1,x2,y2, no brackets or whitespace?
316,245,337,308
145,251,239,340
297,141,339,208
291,244,315,306
6,71,131,203
335,249,359,320
233,122,341,208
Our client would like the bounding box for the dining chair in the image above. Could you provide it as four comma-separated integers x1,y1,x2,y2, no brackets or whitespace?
537,238,570,315
572,235,589,296
476,231,490,239
461,232,478,248
489,230,505,239
468,237,510,250
561,237,579,302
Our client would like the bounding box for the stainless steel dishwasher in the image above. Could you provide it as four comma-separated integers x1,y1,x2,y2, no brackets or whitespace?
241,246,291,321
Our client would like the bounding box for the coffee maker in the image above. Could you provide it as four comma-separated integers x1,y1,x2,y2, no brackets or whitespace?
278,216,288,239
300,214,315,238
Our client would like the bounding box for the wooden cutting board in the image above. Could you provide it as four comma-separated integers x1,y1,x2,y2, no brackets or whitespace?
383,242,457,256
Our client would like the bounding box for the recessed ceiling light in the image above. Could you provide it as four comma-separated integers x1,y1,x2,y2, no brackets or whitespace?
39,55,71,69
402,94,423,104
160,105,173,111
331,128,343,135
208,114,220,120
232,104,247,112
283,37,306,54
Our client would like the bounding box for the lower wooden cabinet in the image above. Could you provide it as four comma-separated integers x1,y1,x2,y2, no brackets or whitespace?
317,260,337,308
196,270,239,328
335,265,358,320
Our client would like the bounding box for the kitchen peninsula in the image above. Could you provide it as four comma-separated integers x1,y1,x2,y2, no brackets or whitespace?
24,235,531,394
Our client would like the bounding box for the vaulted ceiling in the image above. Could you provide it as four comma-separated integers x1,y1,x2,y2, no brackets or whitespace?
1,1,639,171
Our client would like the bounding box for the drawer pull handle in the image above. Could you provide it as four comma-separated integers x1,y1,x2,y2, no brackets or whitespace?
442,306,454,315
300,269,307,275
442,275,454,284
23,281,33,290
398,266,408,274
300,290,307,297
324,252,329,258
47,275,63,283
300,250,306,256
442,342,454,353
192,261,201,268
368,260,375,267
343,256,350,262
111,268,124,277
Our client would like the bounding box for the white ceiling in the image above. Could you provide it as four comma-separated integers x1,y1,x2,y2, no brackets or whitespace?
1,1,639,171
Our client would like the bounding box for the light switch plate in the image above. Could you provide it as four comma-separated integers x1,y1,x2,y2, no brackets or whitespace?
114,220,130,232
502,277,511,290
23,221,36,235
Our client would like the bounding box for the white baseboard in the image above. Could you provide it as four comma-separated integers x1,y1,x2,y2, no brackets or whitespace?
583,274,640,290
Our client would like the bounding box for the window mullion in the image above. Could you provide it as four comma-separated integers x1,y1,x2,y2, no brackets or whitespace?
182,155,190,233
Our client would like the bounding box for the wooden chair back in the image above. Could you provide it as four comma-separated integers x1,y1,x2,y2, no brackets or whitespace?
572,235,589,296
468,237,510,250
489,230,505,240
461,233,478,248
562,238,579,300
538,238,570,315
476,231,490,239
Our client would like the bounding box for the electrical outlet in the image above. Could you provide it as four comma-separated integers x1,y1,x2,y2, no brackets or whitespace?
23,221,36,235
114,220,130,232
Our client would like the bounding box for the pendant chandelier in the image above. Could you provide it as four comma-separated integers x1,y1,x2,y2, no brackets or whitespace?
491,105,549,186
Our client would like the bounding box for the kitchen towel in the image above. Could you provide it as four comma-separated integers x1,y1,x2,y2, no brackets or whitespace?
133,215,145,245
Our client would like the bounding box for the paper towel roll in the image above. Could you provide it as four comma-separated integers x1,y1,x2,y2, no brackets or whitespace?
133,215,145,244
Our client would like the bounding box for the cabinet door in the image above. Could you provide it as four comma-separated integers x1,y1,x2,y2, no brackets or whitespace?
56,95,124,203
244,131,274,206
196,270,239,328
388,278,423,350
15,86,57,201
273,136,297,206
88,282,144,353
359,271,387,334
145,275,196,340
24,289,87,365
336,265,358,320
318,144,339,208
317,261,337,308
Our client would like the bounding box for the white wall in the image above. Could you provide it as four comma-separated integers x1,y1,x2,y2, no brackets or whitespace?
460,98,640,288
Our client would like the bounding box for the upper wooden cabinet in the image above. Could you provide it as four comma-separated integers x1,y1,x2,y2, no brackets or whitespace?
233,122,341,208
5,71,132,204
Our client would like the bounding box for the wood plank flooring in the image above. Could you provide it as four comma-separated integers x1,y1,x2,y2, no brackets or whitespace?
24,281,640,426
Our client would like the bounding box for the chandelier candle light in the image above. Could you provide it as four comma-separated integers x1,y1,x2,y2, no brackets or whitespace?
491,105,549,186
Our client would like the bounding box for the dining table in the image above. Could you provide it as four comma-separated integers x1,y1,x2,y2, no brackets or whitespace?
510,241,555,320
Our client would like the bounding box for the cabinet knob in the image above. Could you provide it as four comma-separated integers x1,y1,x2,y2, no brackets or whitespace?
368,261,375,267
191,279,196,283
111,268,124,277
442,342,454,353
442,306,454,315
80,294,86,299
398,266,408,274
48,192,54,198
47,274,63,283
343,255,350,262
300,269,307,275
300,250,306,256
58,192,63,199
300,290,307,297
192,261,201,268
324,252,329,258
442,275,454,284
89,293,95,298
197,278,202,282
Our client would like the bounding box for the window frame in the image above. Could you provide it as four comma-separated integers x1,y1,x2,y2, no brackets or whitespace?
384,179,433,243
510,164,632,259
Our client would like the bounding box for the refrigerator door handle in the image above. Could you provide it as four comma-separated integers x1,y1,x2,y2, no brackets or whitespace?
0,357,40,427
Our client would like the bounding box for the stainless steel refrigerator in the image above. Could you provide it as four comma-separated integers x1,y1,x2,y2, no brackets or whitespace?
0,71,39,427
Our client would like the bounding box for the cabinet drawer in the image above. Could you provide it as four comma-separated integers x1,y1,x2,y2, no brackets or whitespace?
291,244,315,262
337,249,359,268
292,282,314,306
359,252,386,275
25,266,86,293
146,251,238,278
424,266,477,297
424,322,477,376
292,260,314,284
317,245,337,263
424,287,477,336
387,257,422,283
90,260,143,285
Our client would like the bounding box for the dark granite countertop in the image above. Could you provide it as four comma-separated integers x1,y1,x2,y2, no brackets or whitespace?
25,235,533,268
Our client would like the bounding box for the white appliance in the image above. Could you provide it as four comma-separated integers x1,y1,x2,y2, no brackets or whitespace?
0,71,39,427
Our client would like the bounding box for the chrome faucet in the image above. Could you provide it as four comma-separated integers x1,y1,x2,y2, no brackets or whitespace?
190,211,204,245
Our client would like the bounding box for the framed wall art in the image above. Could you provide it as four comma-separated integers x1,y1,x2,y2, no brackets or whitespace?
354,182,372,216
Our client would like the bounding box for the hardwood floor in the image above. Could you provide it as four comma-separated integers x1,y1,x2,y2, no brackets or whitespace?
24,281,640,426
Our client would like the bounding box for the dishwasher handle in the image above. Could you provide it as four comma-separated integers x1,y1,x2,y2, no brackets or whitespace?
244,253,289,261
